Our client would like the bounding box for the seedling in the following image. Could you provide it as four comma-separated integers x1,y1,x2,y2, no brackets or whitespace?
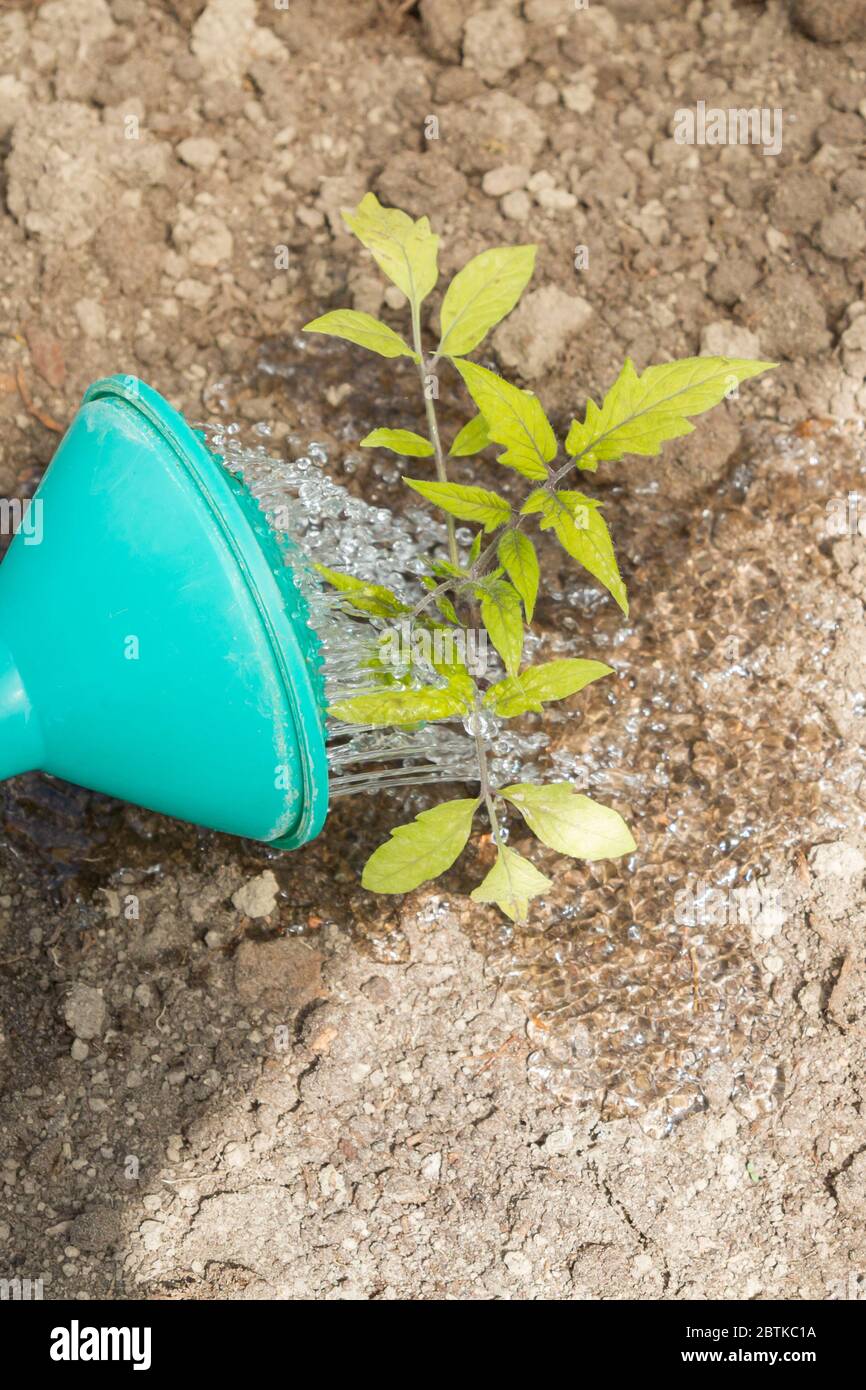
304,195,774,923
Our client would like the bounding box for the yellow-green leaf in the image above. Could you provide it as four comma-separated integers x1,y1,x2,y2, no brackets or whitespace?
470,845,552,923
479,578,523,676
484,658,612,717
302,309,416,360
450,414,490,457
497,530,539,621
329,677,472,726
453,359,555,481
565,355,776,471
435,594,459,624
405,479,510,532
500,783,636,861
438,245,537,357
314,563,410,618
362,428,434,458
523,490,628,616
362,798,478,893
343,192,439,308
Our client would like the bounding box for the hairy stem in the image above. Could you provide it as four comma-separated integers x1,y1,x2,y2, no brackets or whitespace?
408,514,524,624
472,697,502,848
411,304,459,567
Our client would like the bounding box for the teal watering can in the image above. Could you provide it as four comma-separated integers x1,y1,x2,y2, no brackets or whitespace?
0,374,329,848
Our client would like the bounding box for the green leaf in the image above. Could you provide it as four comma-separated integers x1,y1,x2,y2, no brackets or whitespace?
429,647,475,694
565,356,776,471
362,798,478,894
470,845,552,923
522,490,628,616
362,428,433,458
343,192,439,308
453,359,555,481
329,675,472,726
485,658,612,717
478,578,523,676
468,531,483,564
423,576,461,624
500,783,636,861
430,559,465,580
301,309,416,360
450,414,490,457
435,594,459,624
496,530,539,622
404,478,511,532
438,245,537,357
314,563,410,618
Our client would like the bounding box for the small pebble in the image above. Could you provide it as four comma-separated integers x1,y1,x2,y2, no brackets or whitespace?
176,136,220,171
562,83,595,115
536,187,578,211
501,189,531,222
482,163,530,197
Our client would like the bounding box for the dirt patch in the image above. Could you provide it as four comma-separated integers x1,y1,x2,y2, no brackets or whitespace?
2,0,866,1300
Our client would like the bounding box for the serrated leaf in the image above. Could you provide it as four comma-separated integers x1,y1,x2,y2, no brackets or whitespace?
405,478,510,532
478,578,523,676
419,580,460,625
484,658,612,717
362,798,478,894
428,646,474,694
430,559,465,580
454,359,555,481
497,530,539,621
438,245,537,357
468,531,483,564
302,309,416,360
329,673,472,726
470,845,552,923
314,563,410,618
450,414,491,457
519,488,549,517
435,594,459,624
362,428,433,458
565,356,776,471
343,192,439,308
523,490,628,616
500,784,636,861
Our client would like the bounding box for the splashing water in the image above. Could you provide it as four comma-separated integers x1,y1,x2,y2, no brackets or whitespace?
201,423,548,796
197,416,857,1137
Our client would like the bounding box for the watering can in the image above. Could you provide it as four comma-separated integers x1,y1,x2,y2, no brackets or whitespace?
0,374,329,848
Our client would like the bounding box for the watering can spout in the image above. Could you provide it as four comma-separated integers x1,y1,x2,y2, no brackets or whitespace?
0,634,43,782
0,374,329,848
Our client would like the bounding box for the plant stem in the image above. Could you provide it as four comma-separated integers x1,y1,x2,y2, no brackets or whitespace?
411,304,459,567
472,696,503,849
408,515,523,624
409,574,455,621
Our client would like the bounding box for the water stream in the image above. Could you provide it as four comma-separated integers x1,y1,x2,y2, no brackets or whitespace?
203,422,548,796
